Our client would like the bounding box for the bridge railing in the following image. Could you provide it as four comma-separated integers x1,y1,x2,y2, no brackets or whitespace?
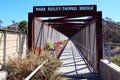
71,20,98,71
102,42,120,63
72,40,97,72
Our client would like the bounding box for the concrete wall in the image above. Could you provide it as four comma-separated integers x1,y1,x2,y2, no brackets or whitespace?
100,59,120,80
0,30,27,64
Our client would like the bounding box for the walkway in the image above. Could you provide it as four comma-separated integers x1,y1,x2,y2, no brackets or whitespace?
58,41,101,80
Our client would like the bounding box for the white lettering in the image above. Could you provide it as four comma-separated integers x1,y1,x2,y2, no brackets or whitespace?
79,6,94,10
48,7,61,11
35,7,46,11
34,6,95,12
62,7,77,11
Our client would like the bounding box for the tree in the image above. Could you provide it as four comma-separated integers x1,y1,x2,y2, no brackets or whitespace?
0,20,3,24
12,20,16,24
19,20,28,32
0,20,3,28
102,18,120,43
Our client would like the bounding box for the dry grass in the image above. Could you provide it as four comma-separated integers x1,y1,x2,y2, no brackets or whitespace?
6,51,62,80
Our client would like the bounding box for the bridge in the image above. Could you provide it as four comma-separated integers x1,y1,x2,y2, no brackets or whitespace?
0,5,120,80
28,5,102,79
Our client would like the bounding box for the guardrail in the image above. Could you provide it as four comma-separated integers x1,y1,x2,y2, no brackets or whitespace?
102,42,120,63
25,59,48,80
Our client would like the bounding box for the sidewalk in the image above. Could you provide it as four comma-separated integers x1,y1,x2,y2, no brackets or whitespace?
58,41,100,80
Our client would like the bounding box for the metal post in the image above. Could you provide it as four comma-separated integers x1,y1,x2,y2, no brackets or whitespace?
19,32,22,56
26,33,28,58
3,30,6,69
93,52,96,72
119,45,120,54
102,42,105,59
108,44,111,63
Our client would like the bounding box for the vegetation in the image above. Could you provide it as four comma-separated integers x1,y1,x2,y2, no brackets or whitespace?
103,18,120,66
45,40,54,50
103,17,120,43
61,40,68,46
18,20,28,32
6,52,62,80
112,56,120,66
0,20,3,28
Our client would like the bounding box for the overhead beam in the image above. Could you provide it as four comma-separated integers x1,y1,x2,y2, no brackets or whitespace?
52,25,84,28
48,23,86,26
32,11,98,17
54,27,81,30
42,18,93,22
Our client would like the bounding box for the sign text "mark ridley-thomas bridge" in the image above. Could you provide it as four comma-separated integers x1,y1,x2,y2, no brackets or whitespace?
34,5,96,12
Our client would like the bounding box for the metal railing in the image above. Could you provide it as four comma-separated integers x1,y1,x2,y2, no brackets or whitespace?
72,40,97,72
25,59,48,80
103,42,120,63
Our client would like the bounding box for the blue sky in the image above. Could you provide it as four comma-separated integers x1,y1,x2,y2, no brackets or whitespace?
0,0,120,27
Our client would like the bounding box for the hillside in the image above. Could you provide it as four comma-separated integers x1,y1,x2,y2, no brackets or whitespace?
102,17,120,43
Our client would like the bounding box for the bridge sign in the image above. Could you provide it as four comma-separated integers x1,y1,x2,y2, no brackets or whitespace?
33,5,96,12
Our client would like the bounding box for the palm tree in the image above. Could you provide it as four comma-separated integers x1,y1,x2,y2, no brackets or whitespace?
0,20,3,28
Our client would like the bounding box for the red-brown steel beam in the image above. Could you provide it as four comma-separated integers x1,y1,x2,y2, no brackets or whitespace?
48,23,86,27
42,18,93,22
48,22,85,25
54,26,82,29
28,13,33,50
95,11,103,71
32,11,98,17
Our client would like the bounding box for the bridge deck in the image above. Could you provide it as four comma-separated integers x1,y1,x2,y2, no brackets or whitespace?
58,41,101,80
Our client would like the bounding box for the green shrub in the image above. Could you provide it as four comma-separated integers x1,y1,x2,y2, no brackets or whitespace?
45,41,54,50
61,40,68,46
6,52,62,80
111,56,120,66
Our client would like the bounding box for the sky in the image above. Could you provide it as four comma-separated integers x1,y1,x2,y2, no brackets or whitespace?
0,0,120,27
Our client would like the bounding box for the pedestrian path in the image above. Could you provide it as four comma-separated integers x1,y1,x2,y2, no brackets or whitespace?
58,41,100,80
